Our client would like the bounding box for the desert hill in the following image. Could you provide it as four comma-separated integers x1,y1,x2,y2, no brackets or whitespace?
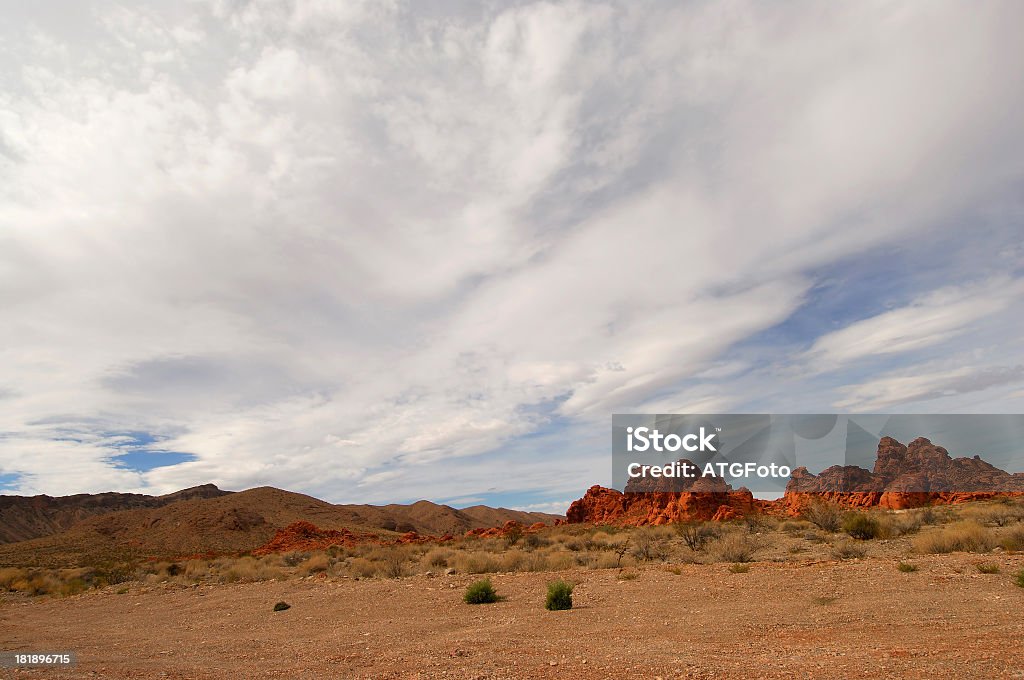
567,436,1024,525
0,484,230,544
0,485,561,567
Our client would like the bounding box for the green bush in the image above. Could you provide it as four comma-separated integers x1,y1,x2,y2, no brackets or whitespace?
545,579,573,611
842,513,881,540
463,578,498,604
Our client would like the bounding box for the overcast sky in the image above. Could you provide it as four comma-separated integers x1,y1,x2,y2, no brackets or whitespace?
1,1,1023,511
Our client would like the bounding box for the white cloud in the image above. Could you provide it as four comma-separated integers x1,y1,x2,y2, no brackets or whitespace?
806,278,1024,369
0,2,1022,501
834,365,1024,412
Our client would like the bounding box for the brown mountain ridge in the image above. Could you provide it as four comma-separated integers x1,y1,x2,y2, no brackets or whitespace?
0,485,562,567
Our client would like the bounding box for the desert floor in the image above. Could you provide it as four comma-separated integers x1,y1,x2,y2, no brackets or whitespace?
2,554,1023,680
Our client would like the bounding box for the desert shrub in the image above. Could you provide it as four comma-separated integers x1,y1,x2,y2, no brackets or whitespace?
780,521,810,534
545,579,573,610
523,533,550,549
711,533,758,563
998,526,1024,551
95,563,138,587
348,557,376,578
842,513,882,540
631,529,671,562
298,553,330,576
881,513,923,537
463,578,498,604
676,522,718,552
545,551,576,571
0,567,27,591
975,563,1000,574
897,562,918,573
423,548,451,568
457,552,500,574
913,506,940,525
587,531,615,547
281,552,310,567
590,552,615,569
503,524,524,547
1015,570,1024,588
564,539,584,552
831,540,866,560
802,530,826,544
218,556,283,583
968,504,1024,527
4,572,61,596
184,560,210,582
728,563,750,573
743,513,776,533
58,577,89,597
374,548,408,579
500,550,527,572
803,500,843,532
913,521,994,554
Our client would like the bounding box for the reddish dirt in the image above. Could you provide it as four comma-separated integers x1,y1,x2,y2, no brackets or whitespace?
2,554,1023,679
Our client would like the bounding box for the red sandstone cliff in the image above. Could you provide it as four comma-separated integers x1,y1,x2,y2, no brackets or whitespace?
566,436,1024,525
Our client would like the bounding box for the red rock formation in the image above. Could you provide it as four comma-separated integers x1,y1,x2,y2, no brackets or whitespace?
566,437,1024,525
565,484,771,525
781,436,1024,514
253,521,365,555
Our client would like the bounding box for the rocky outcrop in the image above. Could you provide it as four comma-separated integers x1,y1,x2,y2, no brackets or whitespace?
252,521,367,555
566,437,1024,525
566,484,770,526
782,436,1024,513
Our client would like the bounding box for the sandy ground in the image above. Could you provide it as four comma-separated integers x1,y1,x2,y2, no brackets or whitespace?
2,554,1023,679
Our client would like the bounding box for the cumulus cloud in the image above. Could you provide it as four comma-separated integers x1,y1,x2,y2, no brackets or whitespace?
1,1,1023,502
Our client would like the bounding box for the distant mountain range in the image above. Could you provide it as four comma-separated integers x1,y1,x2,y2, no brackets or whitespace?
0,485,562,567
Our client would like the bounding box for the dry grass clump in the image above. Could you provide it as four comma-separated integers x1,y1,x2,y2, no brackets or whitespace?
297,553,330,576
348,557,377,578
831,539,867,560
218,556,286,583
803,500,843,532
452,552,500,574
780,520,812,534
630,528,671,562
842,513,882,540
710,532,759,563
743,513,777,533
370,547,409,579
422,548,452,568
965,502,1024,527
675,522,719,552
998,525,1024,551
912,521,994,554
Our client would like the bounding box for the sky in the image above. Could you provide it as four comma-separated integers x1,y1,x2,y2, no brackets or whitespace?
1,1,1023,513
